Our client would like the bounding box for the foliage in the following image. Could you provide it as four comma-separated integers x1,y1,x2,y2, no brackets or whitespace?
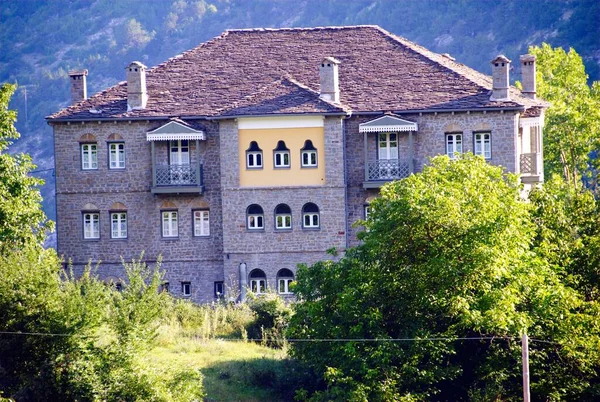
246,292,292,348
529,43,600,188
0,83,53,253
288,154,600,401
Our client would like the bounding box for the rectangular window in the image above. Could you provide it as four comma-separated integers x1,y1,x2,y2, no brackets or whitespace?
161,282,170,293
162,211,178,238
301,150,317,167
81,144,98,170
250,279,266,294
274,151,290,168
214,281,224,299
181,281,191,297
83,212,100,239
446,133,463,159
193,210,210,237
303,213,319,228
110,212,127,239
474,132,491,159
109,143,125,169
276,214,292,229
278,278,293,294
247,152,263,168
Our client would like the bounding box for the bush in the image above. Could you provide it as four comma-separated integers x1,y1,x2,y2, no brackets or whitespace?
246,292,292,348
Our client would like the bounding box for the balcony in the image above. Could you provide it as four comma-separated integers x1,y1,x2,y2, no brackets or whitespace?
363,158,414,188
520,152,542,183
151,163,204,194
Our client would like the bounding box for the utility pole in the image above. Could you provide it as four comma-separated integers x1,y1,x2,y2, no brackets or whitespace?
522,333,530,402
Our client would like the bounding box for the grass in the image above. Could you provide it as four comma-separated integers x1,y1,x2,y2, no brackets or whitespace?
147,324,293,402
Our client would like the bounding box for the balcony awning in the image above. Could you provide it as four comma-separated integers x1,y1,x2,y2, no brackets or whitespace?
146,120,205,141
359,115,418,133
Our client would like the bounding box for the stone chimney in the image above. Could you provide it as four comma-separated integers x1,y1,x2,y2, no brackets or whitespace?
520,54,536,99
490,55,511,101
68,69,88,105
126,61,147,111
319,57,341,103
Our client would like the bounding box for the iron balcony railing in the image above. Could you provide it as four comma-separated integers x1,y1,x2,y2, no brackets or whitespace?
154,163,202,187
366,159,414,181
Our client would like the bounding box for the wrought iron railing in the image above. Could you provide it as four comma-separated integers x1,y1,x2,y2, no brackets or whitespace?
155,164,200,186
366,159,413,181
520,153,539,175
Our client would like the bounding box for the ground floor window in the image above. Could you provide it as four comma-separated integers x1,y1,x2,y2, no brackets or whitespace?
181,281,191,297
277,268,294,294
249,269,267,294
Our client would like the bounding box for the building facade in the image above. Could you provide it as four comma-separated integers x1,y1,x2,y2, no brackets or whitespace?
47,26,546,303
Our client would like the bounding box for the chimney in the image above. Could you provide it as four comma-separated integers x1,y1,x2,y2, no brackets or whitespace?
520,54,536,99
319,57,341,103
68,69,88,105
490,55,511,101
126,61,147,111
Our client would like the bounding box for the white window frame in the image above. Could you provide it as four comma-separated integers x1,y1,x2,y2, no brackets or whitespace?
275,205,292,230
274,150,290,168
162,211,178,238
247,205,264,230
246,142,263,169
302,203,320,229
83,212,100,239
301,150,317,167
250,278,266,294
110,212,127,239
474,132,491,159
278,278,293,294
170,140,190,165
193,209,210,237
109,142,125,169
81,143,98,170
181,281,191,297
378,132,398,160
446,133,463,159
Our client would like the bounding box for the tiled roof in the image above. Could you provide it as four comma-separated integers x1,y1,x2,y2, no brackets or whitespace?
47,25,546,121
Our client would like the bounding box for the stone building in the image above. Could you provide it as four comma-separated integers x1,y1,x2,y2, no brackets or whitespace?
47,26,546,303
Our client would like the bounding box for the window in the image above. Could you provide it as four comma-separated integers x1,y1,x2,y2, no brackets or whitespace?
246,141,263,169
249,269,267,294
247,204,264,230
115,283,123,292
474,132,491,159
161,282,170,293
214,281,224,299
277,269,294,294
109,142,125,169
378,133,398,160
170,140,190,165
83,212,100,239
110,212,127,239
81,143,98,170
193,210,210,237
301,140,318,167
273,140,290,168
274,204,292,230
181,281,191,297
365,205,372,220
302,203,320,229
162,211,178,237
446,133,463,159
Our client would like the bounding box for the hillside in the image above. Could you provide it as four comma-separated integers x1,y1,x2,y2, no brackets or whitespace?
1,0,598,222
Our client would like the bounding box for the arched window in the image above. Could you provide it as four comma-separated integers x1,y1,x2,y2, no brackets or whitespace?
249,269,267,294
277,269,294,294
273,140,290,168
246,141,263,168
247,204,264,230
302,202,320,229
274,204,292,230
301,140,317,167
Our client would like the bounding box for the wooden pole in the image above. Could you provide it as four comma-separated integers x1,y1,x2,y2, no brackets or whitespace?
522,333,530,402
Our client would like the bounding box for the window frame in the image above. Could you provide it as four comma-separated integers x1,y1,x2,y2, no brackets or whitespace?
193,209,210,237
246,204,265,231
249,269,267,294
181,281,191,297
246,141,263,169
161,210,179,238
110,211,127,239
82,211,100,240
302,203,320,229
473,131,492,160
300,140,318,168
108,141,125,169
214,281,224,299
273,140,291,169
445,132,463,159
277,269,295,295
81,143,98,170
274,204,292,230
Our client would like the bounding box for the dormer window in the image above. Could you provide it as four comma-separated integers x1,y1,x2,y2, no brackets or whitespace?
273,140,290,168
301,140,318,168
246,141,263,169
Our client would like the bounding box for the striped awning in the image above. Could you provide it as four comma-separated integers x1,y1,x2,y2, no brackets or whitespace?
359,115,418,133
146,121,205,141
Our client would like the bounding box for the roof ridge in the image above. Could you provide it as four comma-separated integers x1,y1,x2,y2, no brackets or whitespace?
225,25,382,33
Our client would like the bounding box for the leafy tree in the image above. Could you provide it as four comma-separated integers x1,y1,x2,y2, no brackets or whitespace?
0,83,53,253
288,155,600,401
530,44,600,188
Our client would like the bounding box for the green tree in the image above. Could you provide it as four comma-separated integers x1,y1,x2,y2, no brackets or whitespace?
530,44,600,188
0,83,53,253
288,155,600,401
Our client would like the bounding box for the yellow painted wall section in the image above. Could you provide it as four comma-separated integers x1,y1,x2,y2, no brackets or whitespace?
239,127,325,187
